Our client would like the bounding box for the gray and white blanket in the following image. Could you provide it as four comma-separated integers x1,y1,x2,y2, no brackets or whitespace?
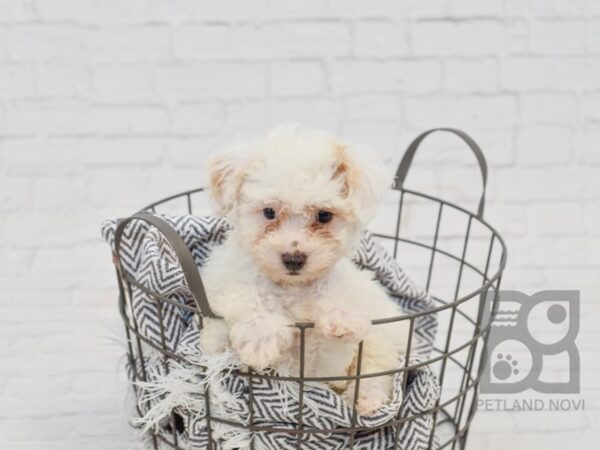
102,214,439,449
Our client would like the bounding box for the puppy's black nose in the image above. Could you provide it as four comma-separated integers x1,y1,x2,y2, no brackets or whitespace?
281,252,307,272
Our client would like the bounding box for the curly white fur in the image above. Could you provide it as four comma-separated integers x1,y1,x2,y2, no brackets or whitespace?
200,125,409,416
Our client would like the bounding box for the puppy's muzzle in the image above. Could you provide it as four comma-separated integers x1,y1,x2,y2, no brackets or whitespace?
281,251,307,273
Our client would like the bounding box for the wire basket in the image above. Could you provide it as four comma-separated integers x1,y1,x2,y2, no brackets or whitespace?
111,128,507,449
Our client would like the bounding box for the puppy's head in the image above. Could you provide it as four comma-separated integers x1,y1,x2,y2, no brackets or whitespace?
208,125,380,285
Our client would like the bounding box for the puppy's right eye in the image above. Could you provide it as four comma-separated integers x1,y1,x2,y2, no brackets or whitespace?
263,208,276,220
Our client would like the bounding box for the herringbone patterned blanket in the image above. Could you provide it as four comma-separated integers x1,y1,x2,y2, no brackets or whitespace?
102,214,439,449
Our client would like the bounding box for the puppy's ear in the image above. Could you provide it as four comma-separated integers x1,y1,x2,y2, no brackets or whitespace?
332,143,382,225
208,153,246,215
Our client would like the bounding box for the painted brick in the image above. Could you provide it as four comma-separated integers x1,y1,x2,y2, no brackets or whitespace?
502,57,588,90
353,20,410,57
147,0,269,22
444,58,499,93
0,27,9,60
330,60,442,94
0,2,598,450
405,94,518,131
90,26,172,62
92,64,155,100
87,171,150,208
531,19,587,55
329,0,446,18
267,0,331,19
31,177,88,212
91,106,170,135
269,61,326,96
0,176,31,212
344,95,402,120
0,418,72,441
492,168,587,201
587,19,600,53
339,121,400,156
2,102,95,136
164,137,220,167
9,25,89,62
0,64,35,98
37,64,89,97
225,99,343,133
528,202,585,235
412,20,506,56
0,0,35,22
155,63,267,99
581,92,600,123
232,22,351,59
171,103,225,135
515,125,572,165
574,128,600,165
35,0,147,23
520,93,578,124
505,0,591,17
172,24,231,60
446,0,504,16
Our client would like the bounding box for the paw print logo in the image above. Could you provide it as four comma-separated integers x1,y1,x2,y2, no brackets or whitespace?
480,291,580,394
493,354,519,380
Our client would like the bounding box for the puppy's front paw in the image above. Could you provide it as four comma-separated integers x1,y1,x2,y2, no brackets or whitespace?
317,310,371,342
229,315,294,371
344,380,393,417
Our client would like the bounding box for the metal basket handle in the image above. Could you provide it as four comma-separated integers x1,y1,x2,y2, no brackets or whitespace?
113,212,217,319
394,128,488,219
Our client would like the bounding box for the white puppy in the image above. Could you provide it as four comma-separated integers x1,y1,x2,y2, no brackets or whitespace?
200,125,409,415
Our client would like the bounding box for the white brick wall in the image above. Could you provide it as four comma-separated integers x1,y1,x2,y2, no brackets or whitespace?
0,1,598,449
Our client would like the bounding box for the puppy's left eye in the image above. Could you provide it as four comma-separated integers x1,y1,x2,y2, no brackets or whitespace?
316,210,333,224
263,207,276,220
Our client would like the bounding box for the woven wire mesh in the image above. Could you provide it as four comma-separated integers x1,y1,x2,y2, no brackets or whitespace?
112,181,506,450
